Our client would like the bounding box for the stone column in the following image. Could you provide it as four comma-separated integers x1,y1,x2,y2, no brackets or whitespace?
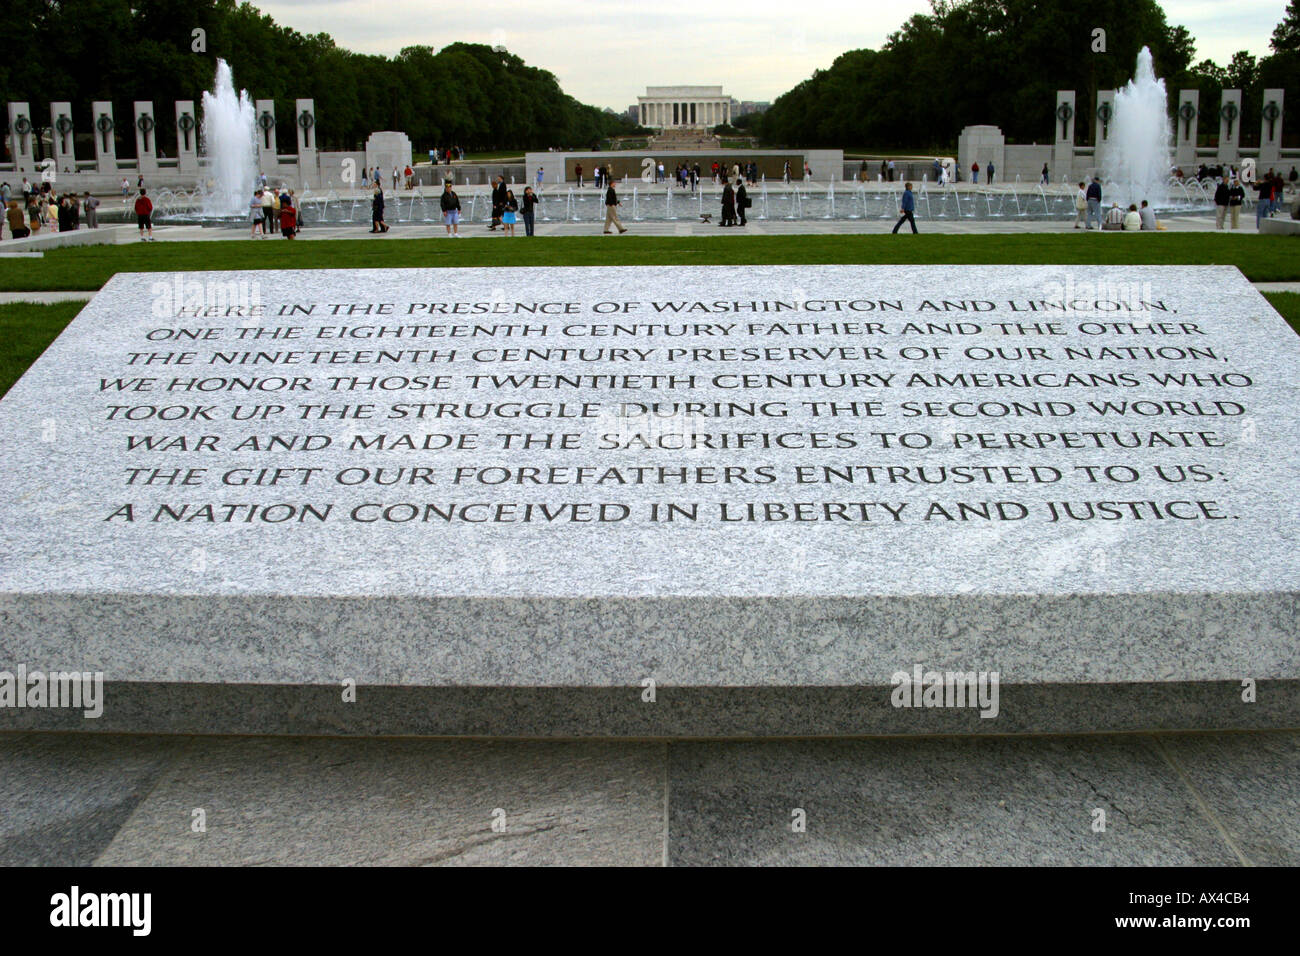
255,98,277,170
92,101,117,175
1175,91,1198,168
1094,90,1116,172
1217,90,1242,164
175,101,199,174
1053,90,1076,178
49,102,75,177
295,98,317,187
1260,89,1284,165
6,102,34,174
134,101,158,176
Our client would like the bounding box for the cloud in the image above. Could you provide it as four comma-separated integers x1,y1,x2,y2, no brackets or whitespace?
254,0,1286,109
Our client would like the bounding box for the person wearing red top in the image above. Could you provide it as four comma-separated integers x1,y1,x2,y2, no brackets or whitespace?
133,188,154,241
279,193,297,239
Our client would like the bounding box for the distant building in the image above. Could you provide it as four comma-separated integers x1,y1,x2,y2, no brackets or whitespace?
734,101,770,117
637,86,731,129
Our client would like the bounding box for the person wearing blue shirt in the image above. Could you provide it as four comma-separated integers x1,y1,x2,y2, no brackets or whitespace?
892,182,918,233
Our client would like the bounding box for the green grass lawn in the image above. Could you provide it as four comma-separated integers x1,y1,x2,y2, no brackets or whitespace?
3,234,1297,292
2,291,1297,401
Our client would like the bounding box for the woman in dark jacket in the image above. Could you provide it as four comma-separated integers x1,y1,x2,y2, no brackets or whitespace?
521,187,540,237
371,185,388,233
720,182,736,226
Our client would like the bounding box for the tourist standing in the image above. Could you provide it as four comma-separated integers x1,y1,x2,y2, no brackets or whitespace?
536,166,544,189
1074,182,1087,229
261,187,275,234
371,184,389,233
250,189,265,237
987,161,995,184
1041,163,1050,185
134,188,154,241
120,177,129,196
720,180,736,226
501,189,518,237
736,179,749,226
521,186,539,236
1214,179,1230,229
603,181,627,234
490,175,507,230
6,201,28,239
440,180,461,236
1085,177,1102,230
82,192,99,229
1228,177,1244,229
575,163,584,187
971,161,979,184
892,182,918,233
279,193,297,239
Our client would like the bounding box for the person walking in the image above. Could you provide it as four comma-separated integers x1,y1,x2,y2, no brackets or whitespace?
83,192,99,229
1214,178,1230,229
489,175,507,230
501,189,518,237
1040,163,1050,185
603,180,627,233
735,179,749,226
720,180,736,226
1085,177,1103,230
1228,177,1244,229
892,182,917,233
134,188,154,241
522,186,539,236
1073,182,1087,228
371,184,389,233
440,180,462,236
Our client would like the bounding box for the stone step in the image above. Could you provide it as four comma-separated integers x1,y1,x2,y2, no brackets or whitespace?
2,731,1294,866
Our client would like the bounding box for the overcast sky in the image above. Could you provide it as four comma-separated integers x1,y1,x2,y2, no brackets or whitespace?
257,0,1288,110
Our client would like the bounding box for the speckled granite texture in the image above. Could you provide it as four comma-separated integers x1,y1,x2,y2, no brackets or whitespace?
0,267,1296,735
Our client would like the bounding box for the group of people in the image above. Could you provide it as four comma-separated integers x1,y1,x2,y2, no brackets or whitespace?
249,184,301,239
1250,168,1292,227
1070,178,1162,231
485,175,541,236
718,178,752,226
1,178,101,239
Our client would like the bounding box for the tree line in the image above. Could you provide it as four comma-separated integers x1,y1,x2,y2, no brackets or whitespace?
1,0,631,158
753,0,1300,151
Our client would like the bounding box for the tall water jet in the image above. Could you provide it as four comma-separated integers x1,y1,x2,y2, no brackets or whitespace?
1109,47,1173,209
200,59,258,216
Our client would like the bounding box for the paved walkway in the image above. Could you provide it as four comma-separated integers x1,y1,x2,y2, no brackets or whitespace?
2,730,1295,865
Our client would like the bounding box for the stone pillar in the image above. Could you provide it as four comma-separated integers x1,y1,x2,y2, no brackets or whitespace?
175,100,199,174
49,102,75,176
295,98,317,187
1175,90,1198,168
133,101,158,176
1260,89,1284,166
1217,90,1242,164
92,101,117,175
255,98,277,171
1053,90,1076,178
1094,90,1116,172
6,102,34,173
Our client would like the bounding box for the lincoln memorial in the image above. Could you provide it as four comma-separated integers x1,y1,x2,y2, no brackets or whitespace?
637,85,731,129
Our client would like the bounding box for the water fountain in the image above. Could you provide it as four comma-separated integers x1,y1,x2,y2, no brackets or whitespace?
1109,46,1173,209
199,59,258,217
